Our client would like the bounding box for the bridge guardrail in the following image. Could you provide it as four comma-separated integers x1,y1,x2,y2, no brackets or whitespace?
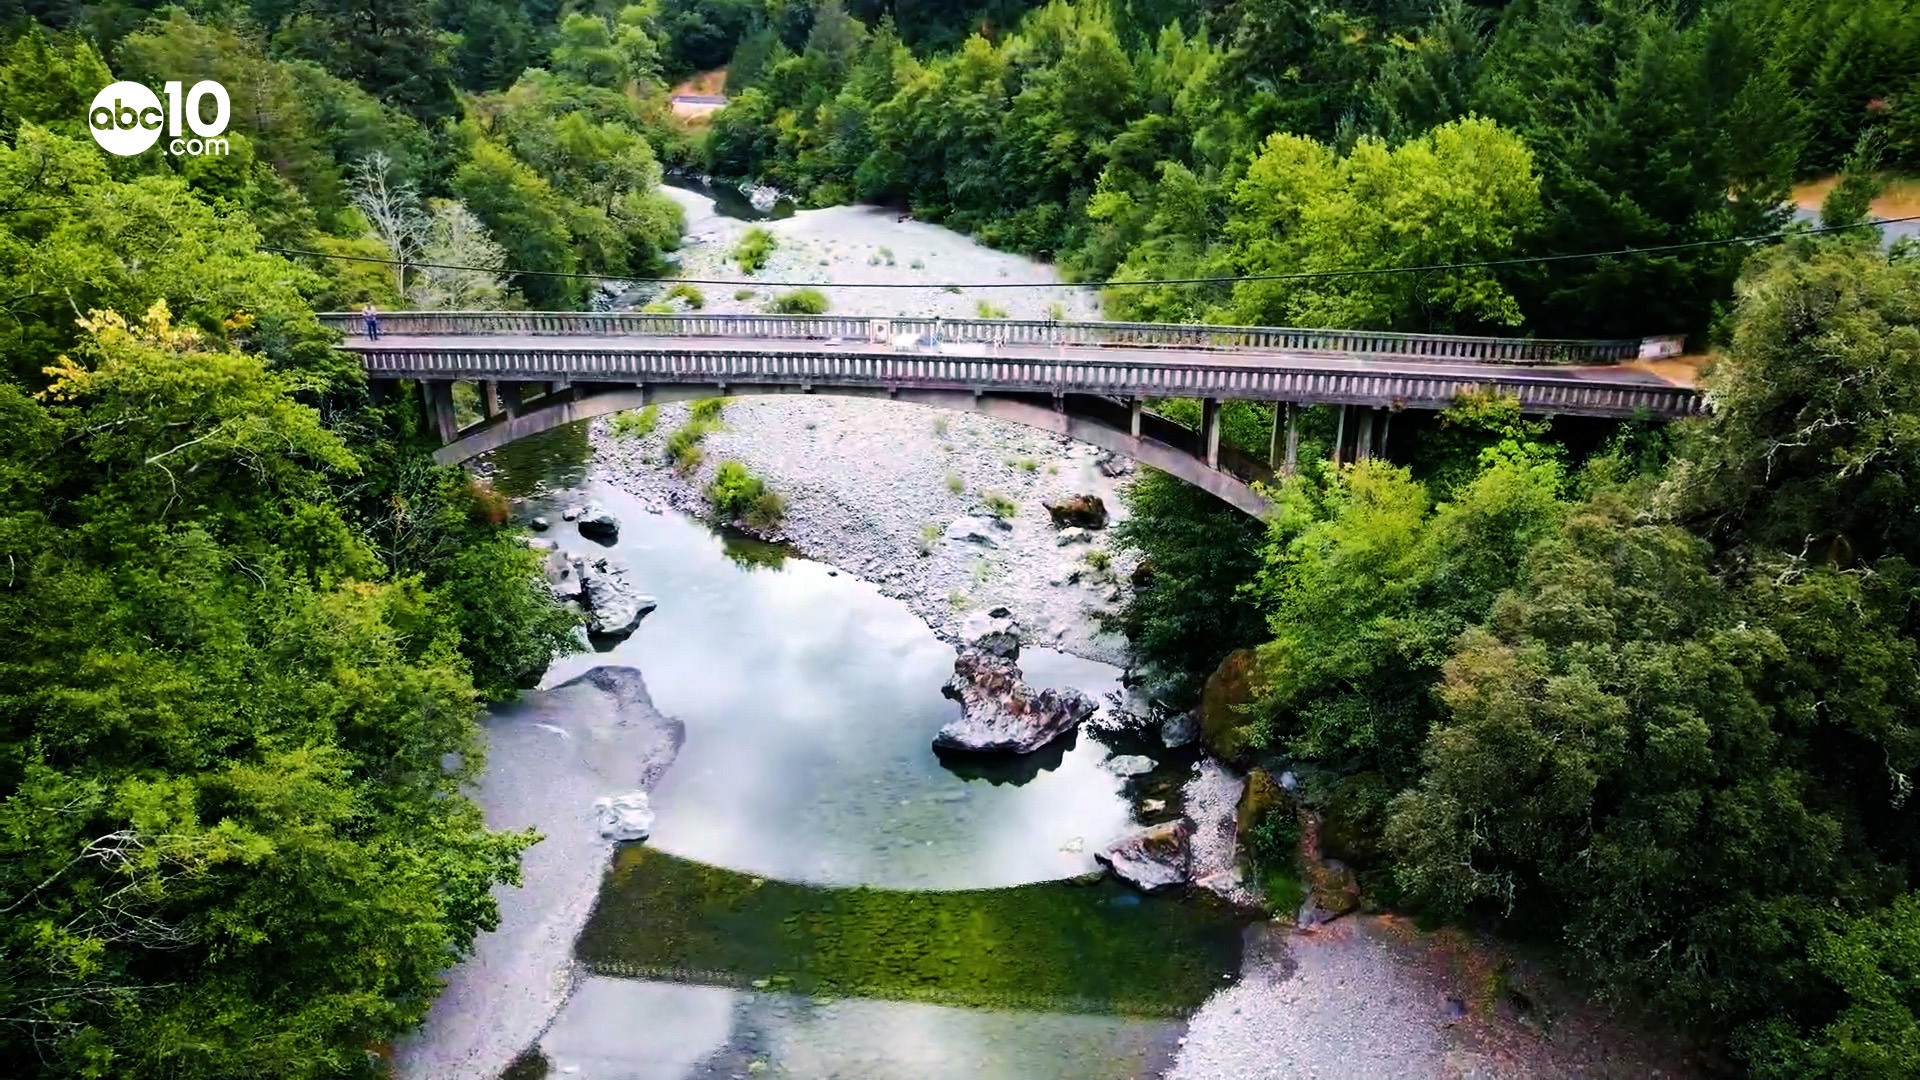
319,311,1654,365
350,344,1706,420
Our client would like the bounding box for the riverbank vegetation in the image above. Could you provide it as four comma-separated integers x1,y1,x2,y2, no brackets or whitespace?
0,127,577,1078
1116,234,1920,1076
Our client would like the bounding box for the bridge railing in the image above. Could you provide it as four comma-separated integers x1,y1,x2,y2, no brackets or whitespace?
351,344,1706,420
319,311,1653,365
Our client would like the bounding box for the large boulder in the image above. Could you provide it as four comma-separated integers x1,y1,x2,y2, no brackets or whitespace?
582,558,657,638
594,791,654,841
934,634,1095,755
1235,767,1289,841
1044,494,1108,530
544,549,587,603
1197,648,1262,766
577,502,620,541
1097,818,1193,893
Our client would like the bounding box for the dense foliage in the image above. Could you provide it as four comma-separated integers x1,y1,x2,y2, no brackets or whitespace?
695,0,1914,338
1109,239,1920,1074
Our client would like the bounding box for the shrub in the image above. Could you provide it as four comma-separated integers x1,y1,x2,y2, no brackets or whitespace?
917,521,942,555
976,300,1009,318
641,301,674,313
666,283,705,309
945,472,964,494
766,287,829,314
1017,457,1039,472
1048,301,1066,321
983,492,1017,519
733,288,755,301
706,460,767,520
933,416,949,437
667,404,723,473
1084,548,1111,572
609,405,658,439
878,246,895,265
746,489,785,529
733,227,777,273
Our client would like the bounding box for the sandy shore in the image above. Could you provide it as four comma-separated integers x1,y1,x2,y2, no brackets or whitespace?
389,669,683,1080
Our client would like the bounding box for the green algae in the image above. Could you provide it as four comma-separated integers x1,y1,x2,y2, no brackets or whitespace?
575,849,1249,1017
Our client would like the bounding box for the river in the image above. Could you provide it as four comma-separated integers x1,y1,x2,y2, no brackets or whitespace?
459,424,1250,1080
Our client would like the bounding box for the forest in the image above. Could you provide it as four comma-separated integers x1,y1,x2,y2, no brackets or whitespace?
0,0,1915,1078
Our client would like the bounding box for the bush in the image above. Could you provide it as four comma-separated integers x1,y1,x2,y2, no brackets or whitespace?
976,300,1009,318
933,416,950,437
767,287,829,314
733,288,755,301
641,301,674,313
667,405,723,473
1017,457,1039,472
983,492,1017,519
917,521,942,555
733,227,777,273
707,460,782,527
609,405,658,439
1084,548,1111,572
747,489,785,529
666,283,705,309
945,472,964,494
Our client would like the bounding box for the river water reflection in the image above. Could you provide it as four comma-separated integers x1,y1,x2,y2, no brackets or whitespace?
480,425,1242,1078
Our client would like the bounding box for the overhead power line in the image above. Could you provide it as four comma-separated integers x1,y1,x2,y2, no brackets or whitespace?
256,213,1916,292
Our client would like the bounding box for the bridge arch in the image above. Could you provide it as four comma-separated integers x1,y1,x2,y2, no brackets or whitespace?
426,382,1274,516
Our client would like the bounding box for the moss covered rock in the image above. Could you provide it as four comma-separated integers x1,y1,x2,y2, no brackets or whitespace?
1321,771,1392,867
1197,648,1261,765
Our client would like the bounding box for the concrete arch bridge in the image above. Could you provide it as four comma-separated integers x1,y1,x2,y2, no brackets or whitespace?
326,311,1702,516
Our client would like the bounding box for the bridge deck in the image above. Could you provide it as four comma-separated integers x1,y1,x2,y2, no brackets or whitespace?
344,333,1701,419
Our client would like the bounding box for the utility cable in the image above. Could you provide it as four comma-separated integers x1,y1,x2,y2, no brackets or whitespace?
246,212,1913,291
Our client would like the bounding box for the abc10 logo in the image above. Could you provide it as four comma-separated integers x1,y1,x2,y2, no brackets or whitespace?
89,80,231,157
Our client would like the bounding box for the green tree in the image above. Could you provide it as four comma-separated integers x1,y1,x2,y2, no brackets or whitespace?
452,135,583,308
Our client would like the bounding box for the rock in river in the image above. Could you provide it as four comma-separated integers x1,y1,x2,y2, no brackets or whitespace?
934,633,1096,755
1044,493,1108,529
1097,818,1193,893
544,549,586,603
593,791,654,841
582,558,657,638
576,502,620,540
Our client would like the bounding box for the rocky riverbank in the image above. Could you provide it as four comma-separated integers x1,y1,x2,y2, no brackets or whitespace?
389,668,683,1080
586,394,1143,667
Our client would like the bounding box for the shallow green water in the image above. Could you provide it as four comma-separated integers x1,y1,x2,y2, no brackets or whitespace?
578,848,1246,1018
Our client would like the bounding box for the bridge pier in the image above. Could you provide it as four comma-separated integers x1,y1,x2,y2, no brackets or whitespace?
1129,397,1143,438
422,380,458,443
482,381,502,419
1201,398,1221,469
1270,403,1299,477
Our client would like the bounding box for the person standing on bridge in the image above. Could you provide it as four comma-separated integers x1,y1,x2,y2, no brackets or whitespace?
361,300,381,341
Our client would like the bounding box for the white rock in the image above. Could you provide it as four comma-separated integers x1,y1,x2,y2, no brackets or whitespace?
1104,754,1157,777
593,791,653,841
1056,527,1091,546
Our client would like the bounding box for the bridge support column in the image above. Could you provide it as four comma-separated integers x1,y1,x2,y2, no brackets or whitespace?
1333,405,1349,466
1129,397,1143,438
1201,398,1221,470
482,381,502,419
1355,407,1376,463
498,381,523,418
422,381,458,444
1271,403,1299,476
